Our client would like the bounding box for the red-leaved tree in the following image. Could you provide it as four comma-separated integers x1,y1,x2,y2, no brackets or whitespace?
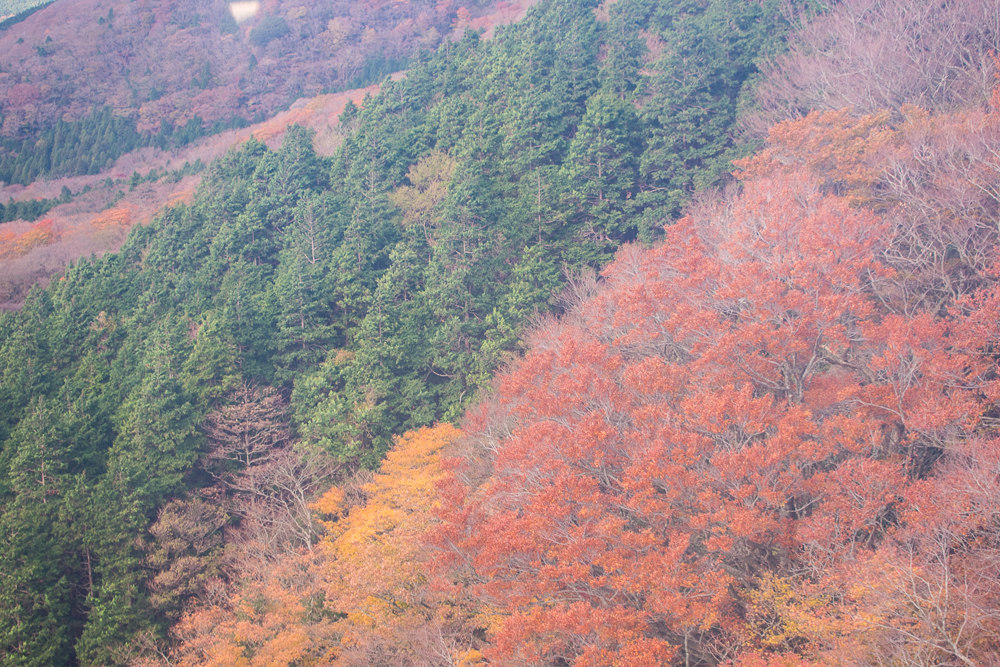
433,160,1000,665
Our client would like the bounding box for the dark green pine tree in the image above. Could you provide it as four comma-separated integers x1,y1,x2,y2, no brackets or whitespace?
272,195,342,379
562,90,643,254
214,259,279,381
0,290,58,443
0,398,91,667
348,244,434,444
180,314,242,404
634,0,790,222
598,0,645,100
75,325,201,666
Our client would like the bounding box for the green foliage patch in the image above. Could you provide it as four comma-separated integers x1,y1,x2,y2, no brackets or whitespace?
248,15,290,47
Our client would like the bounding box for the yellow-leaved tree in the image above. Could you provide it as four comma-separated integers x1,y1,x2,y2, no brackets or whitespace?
132,423,482,667
315,422,486,666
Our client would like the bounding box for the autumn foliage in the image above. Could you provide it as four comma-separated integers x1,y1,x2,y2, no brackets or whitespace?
90,206,135,230
748,0,1000,131
136,424,477,667
0,0,525,137
104,14,1000,663
134,98,1000,666
738,102,1000,312
0,217,58,257
430,106,1000,666
315,423,487,666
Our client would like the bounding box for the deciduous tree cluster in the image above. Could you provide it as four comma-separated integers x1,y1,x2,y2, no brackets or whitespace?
432,99,1000,667
746,0,1000,133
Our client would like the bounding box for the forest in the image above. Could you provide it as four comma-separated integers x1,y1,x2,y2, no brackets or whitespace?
1,0,1000,665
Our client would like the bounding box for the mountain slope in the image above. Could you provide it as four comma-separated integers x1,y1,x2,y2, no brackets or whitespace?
0,0,501,138
0,0,795,663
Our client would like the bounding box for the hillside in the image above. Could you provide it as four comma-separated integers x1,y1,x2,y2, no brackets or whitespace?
0,85,377,307
132,1,1000,663
0,0,796,662
0,0,540,305
132,90,1000,667
0,0,520,139
3,0,999,665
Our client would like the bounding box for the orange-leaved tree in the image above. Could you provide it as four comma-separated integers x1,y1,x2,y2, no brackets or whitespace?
433,159,1000,666
737,101,1000,314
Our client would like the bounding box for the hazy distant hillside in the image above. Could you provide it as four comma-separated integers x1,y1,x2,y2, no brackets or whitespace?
0,0,506,139
0,0,536,307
